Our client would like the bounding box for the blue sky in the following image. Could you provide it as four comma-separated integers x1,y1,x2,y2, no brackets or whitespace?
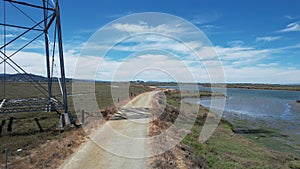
1,0,300,83
59,0,300,45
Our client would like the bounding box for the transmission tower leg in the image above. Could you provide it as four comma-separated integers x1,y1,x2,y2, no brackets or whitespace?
55,0,74,126
43,0,52,112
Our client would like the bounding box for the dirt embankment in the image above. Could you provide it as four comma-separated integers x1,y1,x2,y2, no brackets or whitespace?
147,91,208,169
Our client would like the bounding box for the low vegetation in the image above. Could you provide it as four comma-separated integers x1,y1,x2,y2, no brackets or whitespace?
0,81,151,168
202,83,300,91
149,90,300,168
2,82,300,168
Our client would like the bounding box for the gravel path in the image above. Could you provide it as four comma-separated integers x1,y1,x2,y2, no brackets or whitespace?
60,91,159,169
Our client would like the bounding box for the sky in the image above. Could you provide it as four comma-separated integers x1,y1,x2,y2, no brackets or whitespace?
1,0,300,84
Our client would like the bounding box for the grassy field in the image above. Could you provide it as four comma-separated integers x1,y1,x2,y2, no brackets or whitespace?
143,81,300,91
0,81,151,167
162,90,300,168
201,83,300,91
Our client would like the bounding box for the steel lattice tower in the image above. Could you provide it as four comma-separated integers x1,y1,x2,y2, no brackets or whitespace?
0,0,74,126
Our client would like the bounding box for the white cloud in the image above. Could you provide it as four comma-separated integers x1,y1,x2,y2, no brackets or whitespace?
66,41,300,84
0,34,15,38
284,15,300,20
201,25,216,29
278,22,300,32
0,26,24,33
2,44,300,84
109,11,134,19
112,37,202,54
109,54,196,82
197,46,218,60
275,43,300,50
214,46,271,66
0,49,80,78
70,54,202,82
256,36,281,42
0,50,46,76
73,28,98,35
285,15,294,20
111,22,182,34
192,11,222,25
256,63,278,67
74,45,300,84
227,40,244,47
223,66,300,84
1,35,46,51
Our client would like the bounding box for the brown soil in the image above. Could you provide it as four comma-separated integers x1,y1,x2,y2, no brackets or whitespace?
6,127,87,169
3,107,117,169
147,91,206,169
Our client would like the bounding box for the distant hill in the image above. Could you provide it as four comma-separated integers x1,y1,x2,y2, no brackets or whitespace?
0,73,72,82
0,73,48,82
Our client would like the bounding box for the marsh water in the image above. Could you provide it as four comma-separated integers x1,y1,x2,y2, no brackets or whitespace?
161,85,300,153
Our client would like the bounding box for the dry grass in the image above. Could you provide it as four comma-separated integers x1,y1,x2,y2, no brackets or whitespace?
0,82,152,168
7,127,87,169
0,106,119,169
148,91,199,169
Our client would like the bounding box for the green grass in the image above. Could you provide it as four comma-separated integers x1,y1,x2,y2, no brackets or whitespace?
202,83,300,91
230,116,300,156
166,90,224,98
184,108,300,168
165,90,224,109
165,91,300,168
0,111,60,158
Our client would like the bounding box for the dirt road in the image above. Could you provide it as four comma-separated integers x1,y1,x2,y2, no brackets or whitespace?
60,91,159,169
